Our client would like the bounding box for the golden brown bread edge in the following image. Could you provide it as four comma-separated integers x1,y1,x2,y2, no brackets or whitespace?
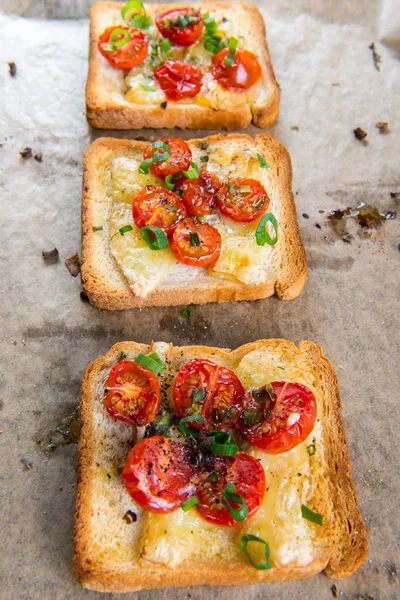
86,2,280,130
81,133,307,309
73,339,368,592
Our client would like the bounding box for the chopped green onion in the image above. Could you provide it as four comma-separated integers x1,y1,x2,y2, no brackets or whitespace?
109,28,131,48
153,411,172,433
241,534,272,570
203,13,227,53
110,224,133,241
189,232,201,246
92,226,103,232
152,141,171,162
165,174,175,191
179,414,205,435
200,155,209,162
192,387,206,403
301,504,324,525
307,443,316,456
182,161,200,179
135,351,166,374
239,185,251,193
222,483,248,522
161,38,171,54
140,226,169,250
140,84,156,92
257,153,270,169
210,431,238,457
243,409,262,426
138,157,154,174
181,307,193,319
228,183,237,195
255,213,278,246
224,37,239,66
180,495,200,511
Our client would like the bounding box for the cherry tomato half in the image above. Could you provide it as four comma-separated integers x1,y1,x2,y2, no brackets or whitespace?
143,138,192,178
237,382,317,453
173,358,245,430
195,453,266,526
171,218,221,267
217,178,270,222
212,48,262,91
154,60,203,101
156,8,204,47
132,186,187,234
104,360,160,426
122,436,196,512
98,26,148,71
175,170,221,216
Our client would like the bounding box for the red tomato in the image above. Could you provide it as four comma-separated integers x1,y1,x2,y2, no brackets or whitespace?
237,382,317,453
156,8,204,46
212,48,262,91
143,138,192,178
173,358,245,430
98,26,148,71
154,60,203,101
175,170,221,216
122,436,196,512
104,360,160,426
171,218,221,267
132,186,187,234
195,453,266,526
217,178,270,222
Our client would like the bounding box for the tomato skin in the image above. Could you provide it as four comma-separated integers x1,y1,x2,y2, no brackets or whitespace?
98,26,149,71
212,48,262,91
104,361,160,426
171,218,221,267
238,382,317,453
195,453,266,526
173,358,245,430
154,60,203,101
156,8,204,46
143,138,192,178
132,186,187,234
122,436,197,512
217,178,270,223
175,170,221,216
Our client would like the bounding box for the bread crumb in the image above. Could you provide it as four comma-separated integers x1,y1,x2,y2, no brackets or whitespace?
64,253,81,277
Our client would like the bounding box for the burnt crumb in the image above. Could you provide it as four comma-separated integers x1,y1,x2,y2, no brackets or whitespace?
20,147,33,159
123,510,137,524
160,101,168,109
21,458,32,470
390,192,399,198
383,561,397,583
8,62,17,77
354,127,367,141
117,351,127,362
331,584,338,597
369,42,381,71
302,213,309,219
64,253,81,277
291,125,299,130
342,237,351,244
375,121,390,134
42,248,59,264
34,152,43,162
319,209,325,214
356,595,375,600
80,291,89,302
199,141,209,151
315,223,321,229
135,135,146,141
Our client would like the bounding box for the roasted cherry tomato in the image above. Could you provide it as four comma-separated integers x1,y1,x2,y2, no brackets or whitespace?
104,360,160,426
154,60,203,101
211,47,262,91
171,218,221,267
143,138,192,178
195,453,266,526
175,170,221,216
98,26,148,70
122,436,196,512
217,178,270,222
237,382,317,453
133,186,187,234
156,7,204,46
174,358,245,430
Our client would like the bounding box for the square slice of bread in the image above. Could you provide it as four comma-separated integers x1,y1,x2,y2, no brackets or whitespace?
86,2,280,129
73,339,368,592
81,133,307,309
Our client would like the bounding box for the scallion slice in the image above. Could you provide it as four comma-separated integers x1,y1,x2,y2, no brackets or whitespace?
165,174,175,191
135,351,166,374
138,157,154,174
210,431,238,457
179,414,205,435
110,224,133,241
239,185,251,193
257,153,270,169
241,534,272,570
152,141,171,163
307,443,316,456
222,483,248,522
161,38,171,54
140,226,169,250
243,409,262,426
228,183,237,195
301,505,324,525
153,411,172,433
109,28,132,48
92,226,103,232
192,387,206,403
224,37,239,66
189,232,201,246
181,307,193,319
140,84,156,92
182,161,200,179
255,213,278,246
200,155,209,162
180,495,200,511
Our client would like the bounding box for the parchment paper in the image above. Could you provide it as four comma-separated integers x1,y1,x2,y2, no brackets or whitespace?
0,1,399,599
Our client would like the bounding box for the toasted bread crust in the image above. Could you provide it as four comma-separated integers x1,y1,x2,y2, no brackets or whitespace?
73,339,367,592
81,133,307,309
86,2,280,129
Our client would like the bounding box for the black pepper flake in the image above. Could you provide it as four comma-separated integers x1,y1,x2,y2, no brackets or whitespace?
42,248,59,264
160,101,168,109
34,152,43,162
123,510,137,524
302,213,309,219
8,62,17,77
20,147,33,159
354,127,367,141
64,253,81,277
342,237,351,244
315,223,321,229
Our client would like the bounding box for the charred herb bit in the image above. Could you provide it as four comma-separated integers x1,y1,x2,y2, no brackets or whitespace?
92,226,103,232
123,510,137,524
375,121,390,134
153,411,172,434
8,61,17,77
181,307,193,320
34,152,43,162
353,127,367,141
21,458,32,470
20,147,33,159
243,409,262,426
291,125,299,131
369,42,381,71
200,155,209,163
42,248,59,264
192,387,206,403
64,253,81,277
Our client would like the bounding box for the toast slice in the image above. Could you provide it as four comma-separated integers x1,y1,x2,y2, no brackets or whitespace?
73,339,367,593
81,133,307,309
86,2,280,129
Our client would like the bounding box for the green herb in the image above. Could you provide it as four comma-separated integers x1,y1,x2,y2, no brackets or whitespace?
182,161,200,179
222,483,248,522
140,226,169,250
179,414,205,435
255,213,278,246
192,387,206,403
177,13,190,28
241,534,272,570
210,431,238,457
307,443,316,456
243,409,262,426
209,471,219,482
110,224,133,241
239,185,251,193
135,351,166,374
228,183,237,195
92,226,103,232
200,155,209,162
165,174,175,191
224,37,239,66
176,188,183,197
138,158,154,174
152,141,171,162
153,411,172,433
197,216,207,221
301,505,324,525
189,232,201,246
109,28,131,48
181,307,193,319
160,38,171,54
257,153,270,169
140,84,156,92
180,495,200,511
203,13,227,53
121,1,150,29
